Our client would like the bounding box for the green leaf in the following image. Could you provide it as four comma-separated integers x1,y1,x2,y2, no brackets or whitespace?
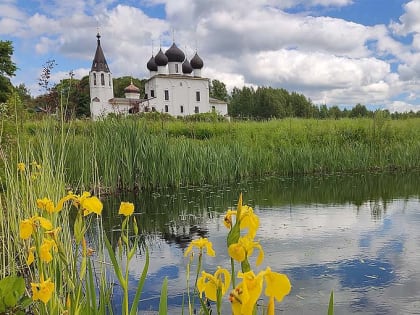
80,255,87,280
198,295,210,315
19,296,32,309
0,275,25,309
158,277,168,315
87,258,97,311
328,291,334,315
104,235,126,288
133,216,138,235
74,212,84,244
129,246,150,315
127,241,137,261
227,222,240,247
241,258,251,273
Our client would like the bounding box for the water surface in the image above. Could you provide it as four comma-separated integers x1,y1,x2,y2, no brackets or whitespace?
101,171,420,314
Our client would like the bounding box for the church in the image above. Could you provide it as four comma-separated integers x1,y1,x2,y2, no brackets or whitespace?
89,33,228,120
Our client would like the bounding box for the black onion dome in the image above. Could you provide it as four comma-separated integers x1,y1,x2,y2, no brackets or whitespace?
190,52,203,69
124,82,140,93
147,55,158,71
155,48,168,66
182,59,193,74
165,43,185,62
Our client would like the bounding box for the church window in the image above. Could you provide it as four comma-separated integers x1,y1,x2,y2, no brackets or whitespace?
101,73,105,86
151,90,155,97
194,106,199,114
164,90,169,101
196,91,201,102
180,106,184,113
175,64,179,73
165,105,169,113
93,73,97,85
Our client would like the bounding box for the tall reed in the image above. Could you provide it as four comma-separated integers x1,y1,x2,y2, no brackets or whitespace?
8,117,420,193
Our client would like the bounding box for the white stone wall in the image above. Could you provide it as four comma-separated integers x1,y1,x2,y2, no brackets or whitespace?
145,76,214,116
89,71,115,120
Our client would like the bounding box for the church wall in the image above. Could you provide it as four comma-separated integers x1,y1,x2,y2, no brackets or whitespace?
89,70,114,119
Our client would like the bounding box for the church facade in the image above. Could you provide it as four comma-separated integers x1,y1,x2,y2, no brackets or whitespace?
89,34,228,120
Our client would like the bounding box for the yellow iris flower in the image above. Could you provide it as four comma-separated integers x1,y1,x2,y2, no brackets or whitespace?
230,268,291,315
56,192,103,216
78,192,103,216
17,162,25,172
228,236,264,266
31,277,54,304
119,202,135,216
230,271,264,315
197,267,231,301
239,205,259,239
223,197,259,238
20,219,34,240
184,237,216,257
263,267,291,311
36,197,56,214
26,246,36,266
40,238,58,263
19,216,53,240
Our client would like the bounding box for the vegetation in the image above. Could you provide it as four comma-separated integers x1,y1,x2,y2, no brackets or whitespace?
2,115,419,192
0,40,17,103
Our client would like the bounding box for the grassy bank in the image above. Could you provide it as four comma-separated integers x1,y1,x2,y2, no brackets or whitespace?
3,116,420,191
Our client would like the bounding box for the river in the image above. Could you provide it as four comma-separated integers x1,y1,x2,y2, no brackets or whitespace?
100,171,420,314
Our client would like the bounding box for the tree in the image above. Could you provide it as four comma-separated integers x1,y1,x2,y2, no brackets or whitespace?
350,103,368,118
210,79,228,101
0,41,18,103
228,86,255,117
328,106,342,119
14,83,32,106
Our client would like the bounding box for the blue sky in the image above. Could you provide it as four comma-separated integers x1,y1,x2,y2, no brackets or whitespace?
1,0,420,112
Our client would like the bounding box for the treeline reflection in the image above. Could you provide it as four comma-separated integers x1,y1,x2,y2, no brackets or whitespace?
100,171,420,246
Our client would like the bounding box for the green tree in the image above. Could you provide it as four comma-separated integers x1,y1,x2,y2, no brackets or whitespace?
328,106,342,119
0,41,18,103
209,79,228,101
350,103,369,118
319,104,329,119
228,86,255,118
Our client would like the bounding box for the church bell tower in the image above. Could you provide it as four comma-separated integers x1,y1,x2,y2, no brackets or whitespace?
89,33,114,119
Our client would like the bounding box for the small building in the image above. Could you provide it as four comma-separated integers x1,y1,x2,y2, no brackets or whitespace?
89,34,228,120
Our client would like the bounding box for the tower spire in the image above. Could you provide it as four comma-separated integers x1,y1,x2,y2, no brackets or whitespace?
91,32,110,72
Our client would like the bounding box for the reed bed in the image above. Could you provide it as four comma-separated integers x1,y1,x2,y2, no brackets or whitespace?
8,117,420,192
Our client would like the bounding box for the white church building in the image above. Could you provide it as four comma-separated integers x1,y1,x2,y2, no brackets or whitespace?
89,33,228,120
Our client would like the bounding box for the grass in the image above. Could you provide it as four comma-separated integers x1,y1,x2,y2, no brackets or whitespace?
6,116,419,192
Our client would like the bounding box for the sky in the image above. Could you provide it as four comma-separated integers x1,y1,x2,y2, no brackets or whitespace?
1,0,420,112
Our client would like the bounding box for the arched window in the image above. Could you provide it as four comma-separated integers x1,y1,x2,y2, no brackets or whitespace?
93,73,97,85
101,73,105,86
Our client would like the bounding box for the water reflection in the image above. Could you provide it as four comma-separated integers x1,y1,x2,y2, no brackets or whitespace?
100,171,420,314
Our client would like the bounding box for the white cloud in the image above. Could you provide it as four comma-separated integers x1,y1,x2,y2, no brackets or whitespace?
386,101,420,113
0,3,26,20
390,0,420,36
